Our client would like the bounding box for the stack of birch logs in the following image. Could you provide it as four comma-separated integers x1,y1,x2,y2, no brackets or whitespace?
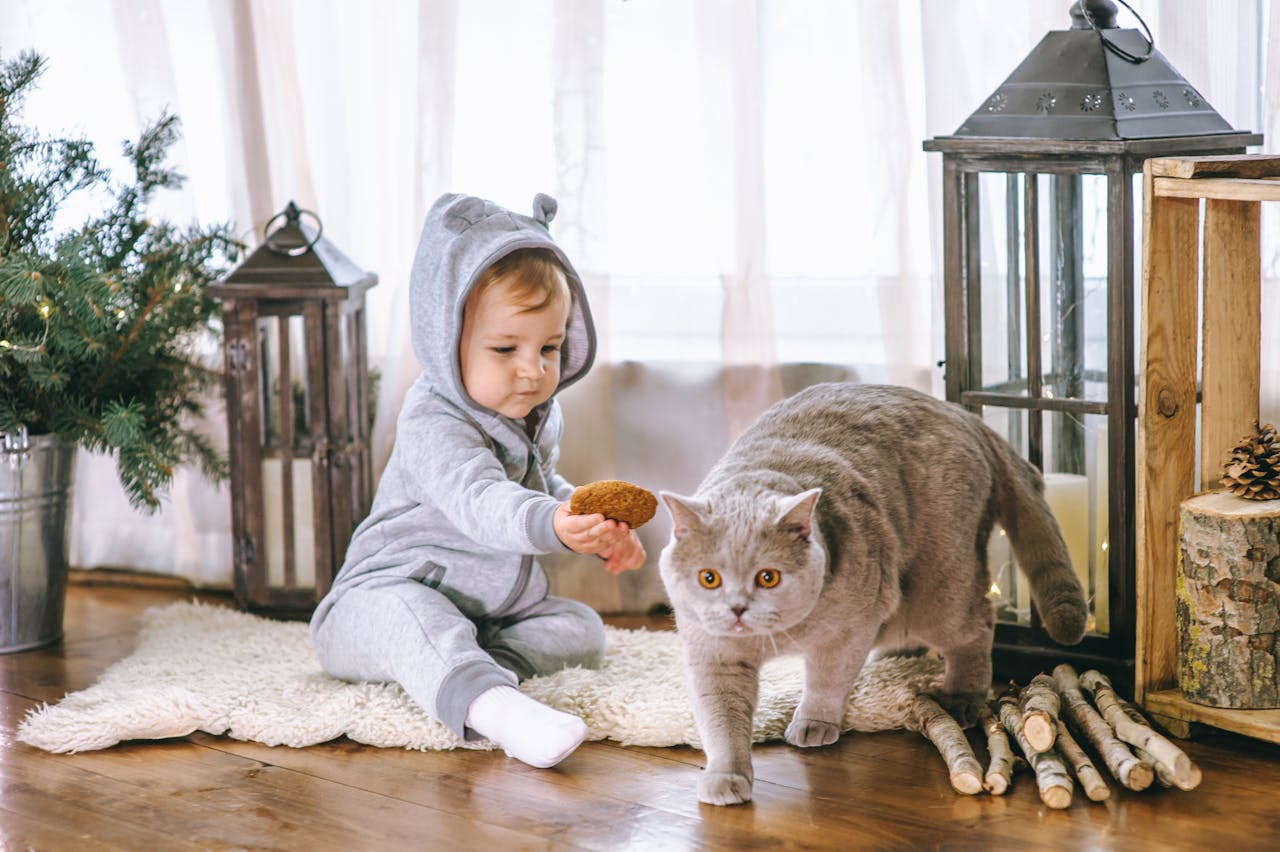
912,665,1201,808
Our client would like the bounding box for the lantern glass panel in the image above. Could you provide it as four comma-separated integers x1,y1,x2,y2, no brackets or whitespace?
975,172,1117,405
257,318,277,449
338,310,366,526
981,400,1030,459
1082,410,1110,635
1031,173,1109,406
261,455,316,588
256,312,318,590
257,314,314,453
983,406,1030,626
340,313,353,421
976,172,1029,398
981,405,1109,637
968,167,1121,640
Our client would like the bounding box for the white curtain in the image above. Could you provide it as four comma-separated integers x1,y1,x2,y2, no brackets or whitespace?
1,0,1272,607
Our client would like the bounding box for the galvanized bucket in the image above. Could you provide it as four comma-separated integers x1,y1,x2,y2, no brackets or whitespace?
1,428,75,653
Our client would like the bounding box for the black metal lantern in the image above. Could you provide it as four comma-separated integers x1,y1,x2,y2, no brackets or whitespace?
210,202,377,617
924,0,1262,687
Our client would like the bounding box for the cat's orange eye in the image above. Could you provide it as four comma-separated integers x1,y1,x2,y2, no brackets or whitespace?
755,569,781,589
698,570,722,589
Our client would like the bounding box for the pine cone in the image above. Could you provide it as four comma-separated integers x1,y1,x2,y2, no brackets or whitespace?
1222,421,1280,501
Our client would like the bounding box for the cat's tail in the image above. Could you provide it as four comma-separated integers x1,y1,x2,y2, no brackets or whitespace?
986,434,1089,646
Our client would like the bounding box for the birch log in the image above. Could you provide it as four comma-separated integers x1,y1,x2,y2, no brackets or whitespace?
1135,745,1174,788
978,704,1015,795
997,688,1073,809
1079,669,1199,791
1055,719,1110,801
1120,698,1202,791
1177,491,1280,709
1052,664,1153,791
912,695,984,795
1018,673,1061,753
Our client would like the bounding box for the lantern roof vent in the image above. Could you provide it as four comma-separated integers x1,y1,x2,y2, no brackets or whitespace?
954,0,1247,140
214,201,376,298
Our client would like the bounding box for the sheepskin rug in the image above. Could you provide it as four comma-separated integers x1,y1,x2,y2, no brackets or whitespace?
18,601,943,754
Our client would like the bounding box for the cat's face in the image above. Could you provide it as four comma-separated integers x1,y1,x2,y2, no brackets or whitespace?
658,489,827,638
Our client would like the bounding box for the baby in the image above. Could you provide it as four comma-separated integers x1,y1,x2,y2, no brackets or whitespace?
310,193,644,768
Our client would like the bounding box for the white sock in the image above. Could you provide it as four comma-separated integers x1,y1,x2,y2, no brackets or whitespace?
464,685,588,768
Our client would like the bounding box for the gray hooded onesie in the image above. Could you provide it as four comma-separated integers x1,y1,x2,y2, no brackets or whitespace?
310,192,603,738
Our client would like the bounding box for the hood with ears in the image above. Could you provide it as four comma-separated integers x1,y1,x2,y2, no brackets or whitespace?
409,192,596,429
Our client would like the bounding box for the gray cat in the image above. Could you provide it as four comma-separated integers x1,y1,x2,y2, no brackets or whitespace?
658,383,1087,805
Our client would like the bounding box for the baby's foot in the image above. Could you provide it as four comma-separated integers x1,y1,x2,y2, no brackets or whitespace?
464,685,587,768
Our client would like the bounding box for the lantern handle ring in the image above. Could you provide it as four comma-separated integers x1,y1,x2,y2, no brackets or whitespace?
264,203,323,257
1080,0,1153,64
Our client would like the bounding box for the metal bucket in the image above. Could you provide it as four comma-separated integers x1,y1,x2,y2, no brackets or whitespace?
1,429,75,653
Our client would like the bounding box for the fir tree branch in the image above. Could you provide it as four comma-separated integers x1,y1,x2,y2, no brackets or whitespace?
90,278,167,397
136,232,224,267
2,50,236,511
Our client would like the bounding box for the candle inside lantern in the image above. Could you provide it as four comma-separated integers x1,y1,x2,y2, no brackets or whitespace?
1043,472,1090,609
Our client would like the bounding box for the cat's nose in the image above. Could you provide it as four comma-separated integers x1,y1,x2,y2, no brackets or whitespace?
730,605,748,617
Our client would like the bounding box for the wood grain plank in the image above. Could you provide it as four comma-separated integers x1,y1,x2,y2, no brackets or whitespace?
9,581,1280,848
1143,689,1280,744
1136,163,1201,702
1153,176,1280,202
1146,153,1280,177
1200,198,1262,490
0,586,228,703
194,734,710,850
194,732,966,849
1148,154,1280,179
5,733,542,850
0,806,161,852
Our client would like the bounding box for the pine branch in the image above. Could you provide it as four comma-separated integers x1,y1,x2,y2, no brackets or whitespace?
91,278,167,397
1,49,240,511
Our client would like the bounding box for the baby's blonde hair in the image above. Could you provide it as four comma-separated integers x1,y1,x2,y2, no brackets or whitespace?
470,247,570,313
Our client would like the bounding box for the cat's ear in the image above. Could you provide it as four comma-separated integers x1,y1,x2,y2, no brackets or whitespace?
775,488,822,539
660,492,703,539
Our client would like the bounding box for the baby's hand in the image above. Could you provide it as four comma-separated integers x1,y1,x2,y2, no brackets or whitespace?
554,501,623,554
597,530,646,575
553,501,645,572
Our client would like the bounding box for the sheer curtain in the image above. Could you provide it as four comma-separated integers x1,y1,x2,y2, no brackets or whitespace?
1,0,1271,607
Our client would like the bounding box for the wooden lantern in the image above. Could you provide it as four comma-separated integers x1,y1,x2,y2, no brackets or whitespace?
210,202,377,617
923,0,1261,687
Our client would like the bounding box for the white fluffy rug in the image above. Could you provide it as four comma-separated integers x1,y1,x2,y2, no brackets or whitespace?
18,601,943,754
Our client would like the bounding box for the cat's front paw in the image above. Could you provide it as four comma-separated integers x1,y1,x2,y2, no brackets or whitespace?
784,716,841,748
697,771,753,806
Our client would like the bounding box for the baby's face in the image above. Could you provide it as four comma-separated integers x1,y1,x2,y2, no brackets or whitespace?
459,281,570,420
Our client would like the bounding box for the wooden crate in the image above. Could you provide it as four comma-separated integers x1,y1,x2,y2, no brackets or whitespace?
1136,154,1280,742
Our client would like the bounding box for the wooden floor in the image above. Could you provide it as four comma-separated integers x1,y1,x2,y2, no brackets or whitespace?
5,582,1280,851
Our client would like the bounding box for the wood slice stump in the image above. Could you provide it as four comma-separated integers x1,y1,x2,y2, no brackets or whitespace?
1177,491,1280,708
